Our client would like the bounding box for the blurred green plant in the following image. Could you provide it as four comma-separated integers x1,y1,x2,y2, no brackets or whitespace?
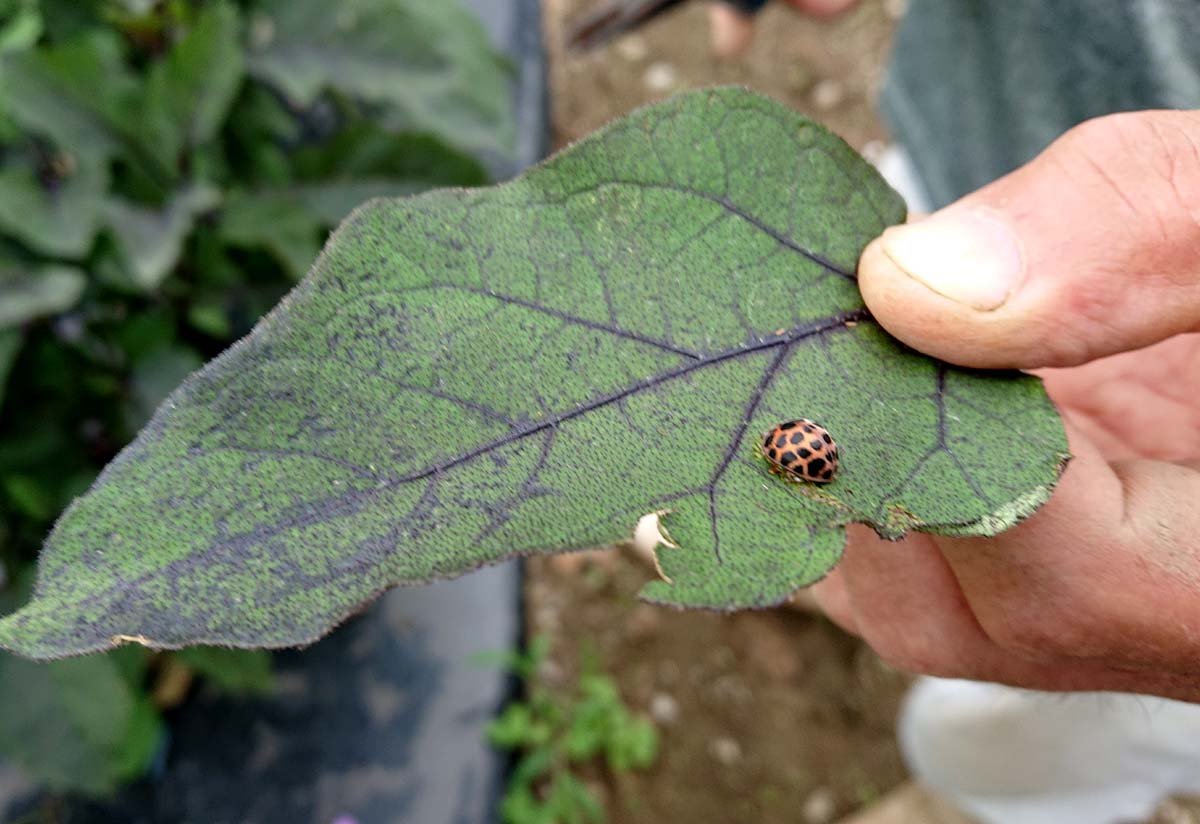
484,637,660,824
0,0,509,798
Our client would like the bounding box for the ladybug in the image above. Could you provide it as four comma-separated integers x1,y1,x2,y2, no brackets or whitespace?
758,419,839,483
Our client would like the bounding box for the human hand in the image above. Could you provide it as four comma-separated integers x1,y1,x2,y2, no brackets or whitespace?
710,0,859,58
811,111,1200,701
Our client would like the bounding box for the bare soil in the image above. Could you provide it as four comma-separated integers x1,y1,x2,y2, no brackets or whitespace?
527,550,910,823
543,0,898,153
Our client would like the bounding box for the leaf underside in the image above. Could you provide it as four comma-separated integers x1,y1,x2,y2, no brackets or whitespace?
0,89,1068,659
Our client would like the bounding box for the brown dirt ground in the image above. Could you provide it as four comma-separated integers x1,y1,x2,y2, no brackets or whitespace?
531,3,1200,823
526,549,910,823
530,3,911,822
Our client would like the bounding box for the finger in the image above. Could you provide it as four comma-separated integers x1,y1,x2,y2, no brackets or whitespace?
1035,334,1200,462
828,525,1001,679
808,565,859,634
858,110,1200,368
933,418,1200,676
823,520,1200,699
709,3,755,58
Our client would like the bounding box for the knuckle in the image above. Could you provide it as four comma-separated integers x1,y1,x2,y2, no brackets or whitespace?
1054,112,1200,242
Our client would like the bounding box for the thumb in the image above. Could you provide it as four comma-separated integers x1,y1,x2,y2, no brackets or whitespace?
859,110,1200,369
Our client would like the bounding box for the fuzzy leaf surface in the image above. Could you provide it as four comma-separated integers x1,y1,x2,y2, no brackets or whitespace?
0,89,1067,658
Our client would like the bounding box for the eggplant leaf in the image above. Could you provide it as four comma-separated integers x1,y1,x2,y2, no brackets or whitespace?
0,89,1067,658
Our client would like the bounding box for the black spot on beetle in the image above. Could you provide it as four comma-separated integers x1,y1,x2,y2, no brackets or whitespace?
810,439,823,450
822,469,834,480
789,432,806,445
764,434,773,448
822,432,832,444
780,451,797,466
775,434,788,448
780,421,797,430
802,424,814,433
807,458,827,477
768,448,778,460
797,448,811,459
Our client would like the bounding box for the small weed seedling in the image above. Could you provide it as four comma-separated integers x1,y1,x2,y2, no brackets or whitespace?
481,636,659,824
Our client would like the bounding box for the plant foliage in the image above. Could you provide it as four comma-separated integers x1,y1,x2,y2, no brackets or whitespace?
0,88,1066,663
0,0,509,797
486,637,659,824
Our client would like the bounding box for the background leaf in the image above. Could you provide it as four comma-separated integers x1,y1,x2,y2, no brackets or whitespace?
0,569,161,797
218,189,322,281
0,30,138,163
0,89,1067,659
0,261,86,328
0,653,162,795
0,329,19,407
103,183,220,291
245,0,514,158
174,646,274,694
0,148,108,258
141,2,243,175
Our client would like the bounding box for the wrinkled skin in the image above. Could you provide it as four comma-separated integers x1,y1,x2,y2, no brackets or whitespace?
812,112,1200,702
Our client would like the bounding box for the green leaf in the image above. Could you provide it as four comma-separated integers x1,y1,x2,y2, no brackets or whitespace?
126,344,204,429
0,149,109,258
0,30,138,162
218,189,322,281
510,748,553,786
547,772,604,824
0,261,86,328
3,473,53,521
499,782,554,824
487,704,537,750
219,174,484,281
141,2,243,172
0,329,20,408
245,0,514,157
0,89,1068,659
0,652,162,795
103,183,220,291
37,0,103,41
291,126,488,188
174,646,274,694
607,716,658,771
0,3,42,56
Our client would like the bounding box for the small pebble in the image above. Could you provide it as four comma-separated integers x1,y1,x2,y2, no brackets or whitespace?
535,604,560,632
649,692,679,725
802,787,837,824
708,736,742,765
644,62,679,93
536,657,565,686
811,79,846,111
615,35,648,62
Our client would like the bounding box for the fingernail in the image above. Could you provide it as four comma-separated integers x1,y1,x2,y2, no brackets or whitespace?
880,209,1023,311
